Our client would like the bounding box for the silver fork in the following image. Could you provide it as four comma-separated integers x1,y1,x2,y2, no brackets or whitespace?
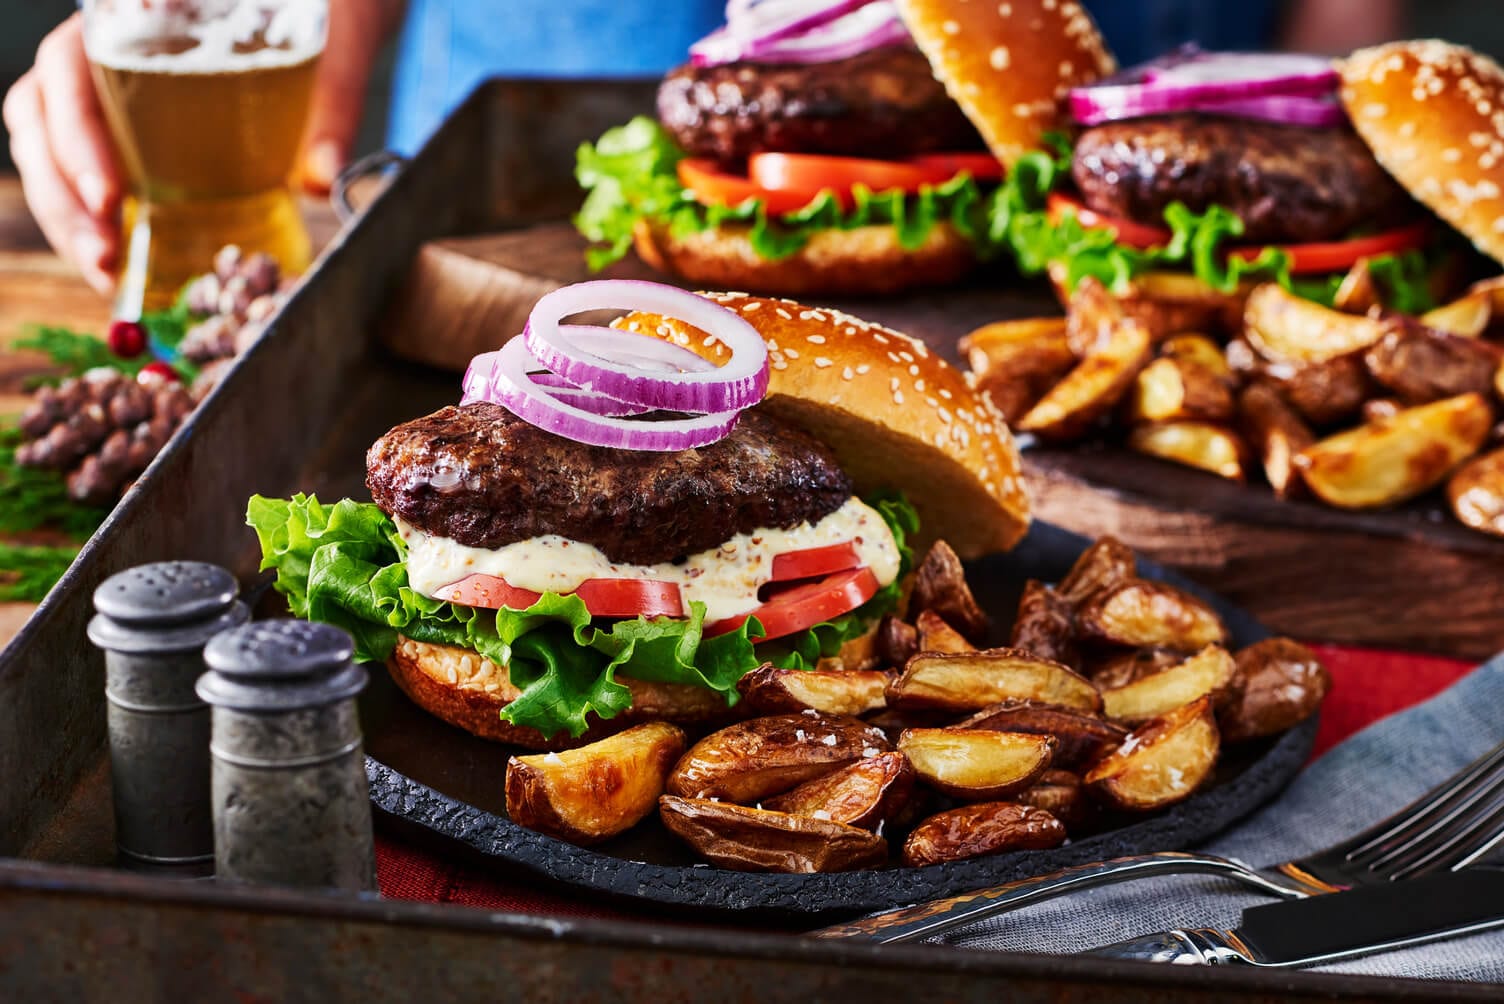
811,739,1504,943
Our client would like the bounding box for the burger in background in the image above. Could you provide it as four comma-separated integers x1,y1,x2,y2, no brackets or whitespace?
575,0,1115,295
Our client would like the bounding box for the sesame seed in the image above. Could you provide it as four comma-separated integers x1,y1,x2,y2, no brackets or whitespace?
894,390,905,404
806,334,826,344
775,308,792,320
915,379,926,392
742,302,761,312
856,364,870,374
990,46,1010,71
842,366,854,380
872,333,889,344
784,348,799,359
908,364,920,376
815,357,833,368
939,388,953,400
942,19,960,34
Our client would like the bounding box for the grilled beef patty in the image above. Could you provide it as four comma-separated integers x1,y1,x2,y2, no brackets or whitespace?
657,47,983,165
367,403,854,565
1071,114,1413,244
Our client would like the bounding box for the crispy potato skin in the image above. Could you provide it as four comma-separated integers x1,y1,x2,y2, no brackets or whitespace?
1160,333,1234,382
1238,382,1315,499
898,728,1055,800
1015,770,1094,831
1295,392,1494,509
961,317,1077,422
902,801,1067,867
666,713,891,803
1127,421,1247,481
1421,290,1492,338
735,665,891,717
1009,580,1080,669
915,609,977,654
1363,324,1501,405
1077,581,1228,651
1125,357,1235,425
956,699,1127,770
1332,260,1382,314
1056,536,1137,609
1099,645,1240,723
505,723,687,844
1085,697,1221,812
658,796,888,873
876,614,920,667
1269,352,1373,428
1244,283,1391,364
911,540,990,641
1220,639,1331,743
1449,446,1504,537
1088,649,1185,691
1019,293,1153,442
763,751,915,829
888,648,1103,714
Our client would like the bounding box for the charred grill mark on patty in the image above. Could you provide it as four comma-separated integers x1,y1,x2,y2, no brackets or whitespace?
1071,114,1414,245
367,403,855,565
657,47,984,166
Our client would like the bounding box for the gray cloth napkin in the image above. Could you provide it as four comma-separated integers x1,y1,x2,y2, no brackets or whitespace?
934,652,1504,982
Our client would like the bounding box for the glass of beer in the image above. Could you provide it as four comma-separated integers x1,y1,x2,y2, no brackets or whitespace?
81,1,327,316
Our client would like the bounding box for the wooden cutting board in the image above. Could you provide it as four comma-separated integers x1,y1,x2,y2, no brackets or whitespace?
381,221,1504,661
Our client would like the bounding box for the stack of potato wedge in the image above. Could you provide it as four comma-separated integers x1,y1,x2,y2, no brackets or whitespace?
964,271,1504,536
502,538,1330,873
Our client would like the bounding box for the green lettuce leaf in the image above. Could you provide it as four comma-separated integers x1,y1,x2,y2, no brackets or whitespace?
574,116,999,268
247,492,917,738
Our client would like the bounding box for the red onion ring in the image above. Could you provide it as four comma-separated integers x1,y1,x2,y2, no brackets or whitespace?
524,281,767,415
691,0,908,67
489,336,743,451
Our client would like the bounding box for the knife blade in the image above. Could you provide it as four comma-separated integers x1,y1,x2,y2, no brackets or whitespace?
1085,865,1504,967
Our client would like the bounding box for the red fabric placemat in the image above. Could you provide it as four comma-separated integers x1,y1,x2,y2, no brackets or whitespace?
374,645,1478,917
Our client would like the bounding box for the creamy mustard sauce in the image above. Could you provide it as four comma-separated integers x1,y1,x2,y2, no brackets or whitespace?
397,497,901,622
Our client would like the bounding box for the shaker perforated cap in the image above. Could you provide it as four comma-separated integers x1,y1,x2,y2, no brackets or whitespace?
93,561,239,626
198,619,367,711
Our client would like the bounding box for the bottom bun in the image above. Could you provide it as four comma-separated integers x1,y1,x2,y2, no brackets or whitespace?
387,636,731,750
634,219,976,296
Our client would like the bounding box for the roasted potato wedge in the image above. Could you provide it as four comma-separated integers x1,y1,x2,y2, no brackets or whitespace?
1008,580,1079,669
1064,272,1127,356
955,699,1127,770
1422,290,1492,338
1449,446,1504,537
1084,697,1220,812
1110,269,1252,339
902,801,1067,867
658,796,887,873
1077,580,1228,651
1219,639,1331,744
1088,649,1186,691
504,722,686,844
762,751,915,830
1295,393,1493,509
1238,382,1314,499
1362,398,1404,424
1019,289,1153,441
961,317,1078,422
899,728,1055,800
875,614,919,667
1244,282,1391,364
1100,645,1239,723
1332,259,1381,314
915,609,976,655
1056,536,1137,609
888,648,1103,714
735,665,891,717
910,540,989,642
1363,324,1501,404
1124,357,1235,425
1268,352,1373,428
1128,421,1247,481
1160,333,1234,383
1015,770,1094,832
666,713,891,803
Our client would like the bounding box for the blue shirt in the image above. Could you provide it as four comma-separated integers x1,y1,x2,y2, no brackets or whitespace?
388,0,1281,154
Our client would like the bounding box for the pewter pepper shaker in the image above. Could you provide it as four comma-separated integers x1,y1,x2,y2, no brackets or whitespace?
197,619,376,892
87,561,248,873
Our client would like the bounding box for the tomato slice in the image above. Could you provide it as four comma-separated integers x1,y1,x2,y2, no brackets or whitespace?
1048,192,1173,250
705,567,881,642
677,158,821,215
908,152,1006,183
440,574,684,619
769,541,862,582
1226,220,1431,275
749,152,945,199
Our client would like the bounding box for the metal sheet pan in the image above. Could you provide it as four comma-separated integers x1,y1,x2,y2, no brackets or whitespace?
0,79,1491,999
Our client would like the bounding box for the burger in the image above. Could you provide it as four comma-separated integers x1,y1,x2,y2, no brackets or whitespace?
1001,40,1504,330
248,283,1028,749
574,0,1116,296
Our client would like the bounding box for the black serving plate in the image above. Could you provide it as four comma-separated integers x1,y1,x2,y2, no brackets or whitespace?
360,519,1316,919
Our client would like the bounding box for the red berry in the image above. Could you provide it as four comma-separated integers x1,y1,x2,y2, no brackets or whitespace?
138,362,181,384
107,319,147,358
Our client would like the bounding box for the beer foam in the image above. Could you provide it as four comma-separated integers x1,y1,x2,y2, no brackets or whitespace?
85,0,325,72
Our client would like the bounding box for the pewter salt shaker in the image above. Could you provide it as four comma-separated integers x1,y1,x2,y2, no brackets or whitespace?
197,619,376,892
87,561,248,873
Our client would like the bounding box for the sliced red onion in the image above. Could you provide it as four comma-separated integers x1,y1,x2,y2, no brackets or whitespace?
550,324,719,374
1070,50,1341,127
524,281,767,415
691,0,908,67
1192,92,1345,128
489,336,742,451
461,350,501,405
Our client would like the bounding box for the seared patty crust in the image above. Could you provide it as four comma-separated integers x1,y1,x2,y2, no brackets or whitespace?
1071,114,1413,244
367,403,855,565
658,47,983,165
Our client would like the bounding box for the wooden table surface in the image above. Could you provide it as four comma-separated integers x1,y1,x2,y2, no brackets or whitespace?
0,172,341,647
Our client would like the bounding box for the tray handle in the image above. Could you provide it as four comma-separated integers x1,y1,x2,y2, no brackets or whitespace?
331,150,409,223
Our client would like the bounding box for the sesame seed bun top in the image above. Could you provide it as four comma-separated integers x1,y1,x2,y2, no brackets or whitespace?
1340,40,1504,265
616,293,1032,558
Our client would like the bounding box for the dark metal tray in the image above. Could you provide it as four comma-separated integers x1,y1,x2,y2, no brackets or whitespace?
0,78,1490,999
